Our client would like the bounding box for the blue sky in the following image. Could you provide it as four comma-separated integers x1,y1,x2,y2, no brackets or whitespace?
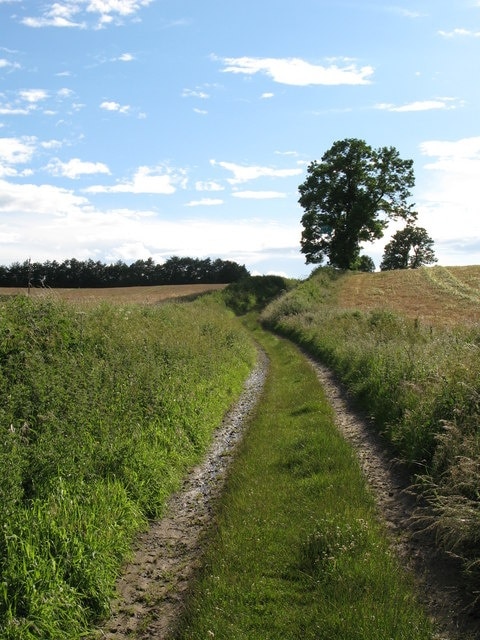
0,0,479,278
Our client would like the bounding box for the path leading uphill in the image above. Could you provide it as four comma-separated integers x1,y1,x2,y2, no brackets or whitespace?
92,351,269,639
93,340,479,640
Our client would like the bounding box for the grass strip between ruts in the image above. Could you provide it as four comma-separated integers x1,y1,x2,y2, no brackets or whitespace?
173,316,434,640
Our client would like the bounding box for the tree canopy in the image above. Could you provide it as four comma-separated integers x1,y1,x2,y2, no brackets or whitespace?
299,138,416,270
380,225,437,270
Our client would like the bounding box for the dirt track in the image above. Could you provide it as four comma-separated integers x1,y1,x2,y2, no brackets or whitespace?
93,347,480,640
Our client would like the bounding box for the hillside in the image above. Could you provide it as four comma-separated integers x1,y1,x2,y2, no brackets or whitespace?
336,265,480,327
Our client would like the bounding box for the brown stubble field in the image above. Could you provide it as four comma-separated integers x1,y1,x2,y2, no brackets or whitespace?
0,283,227,305
337,265,480,327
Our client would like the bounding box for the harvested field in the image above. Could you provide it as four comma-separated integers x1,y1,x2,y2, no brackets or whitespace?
0,283,227,305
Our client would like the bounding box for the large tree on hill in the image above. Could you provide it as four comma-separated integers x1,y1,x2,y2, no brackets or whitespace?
380,224,437,270
298,138,417,269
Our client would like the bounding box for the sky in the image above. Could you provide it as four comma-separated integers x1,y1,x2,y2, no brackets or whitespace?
0,0,479,279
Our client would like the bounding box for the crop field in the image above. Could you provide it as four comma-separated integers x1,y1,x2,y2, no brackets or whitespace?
0,283,227,305
336,265,480,327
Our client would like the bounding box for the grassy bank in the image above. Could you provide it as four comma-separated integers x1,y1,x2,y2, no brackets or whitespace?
173,315,434,640
0,294,256,639
260,267,480,602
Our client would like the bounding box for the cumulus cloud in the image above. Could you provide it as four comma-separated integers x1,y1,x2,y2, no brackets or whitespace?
375,98,463,112
21,0,154,29
100,100,131,114
195,181,224,192
0,136,36,165
211,160,302,184
0,58,20,70
185,198,224,207
438,28,480,38
19,89,49,103
182,88,210,99
47,158,111,179
216,55,374,86
0,178,90,214
414,136,480,252
85,165,186,194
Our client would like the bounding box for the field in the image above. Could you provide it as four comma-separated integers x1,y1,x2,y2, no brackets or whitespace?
0,283,227,305
337,265,480,327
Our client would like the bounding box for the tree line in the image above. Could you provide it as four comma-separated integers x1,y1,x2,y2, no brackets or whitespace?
0,256,249,288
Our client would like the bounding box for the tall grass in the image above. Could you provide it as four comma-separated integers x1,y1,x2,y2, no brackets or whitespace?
261,268,480,603
0,293,256,639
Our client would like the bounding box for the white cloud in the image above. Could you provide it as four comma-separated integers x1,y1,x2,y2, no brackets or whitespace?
0,178,90,214
232,191,287,199
375,98,462,112
118,52,134,61
261,92,274,99
47,158,111,179
57,88,75,99
21,0,153,29
0,58,20,70
217,55,374,86
100,100,130,114
85,165,185,194
41,139,63,150
22,3,85,28
419,136,480,174
0,136,36,165
387,7,424,18
182,88,210,99
193,108,208,115
211,159,302,184
195,181,224,192
185,198,224,207
19,89,49,103
414,137,480,253
438,28,480,38
0,105,29,115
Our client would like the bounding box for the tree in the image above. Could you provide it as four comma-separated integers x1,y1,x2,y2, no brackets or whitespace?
298,138,416,270
352,255,376,272
380,224,437,270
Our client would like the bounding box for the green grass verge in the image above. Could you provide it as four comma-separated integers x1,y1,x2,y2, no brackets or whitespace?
0,294,256,639
173,316,434,640
260,270,480,596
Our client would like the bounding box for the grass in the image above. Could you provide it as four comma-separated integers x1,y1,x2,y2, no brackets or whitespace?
0,292,256,639
260,266,480,606
173,315,434,640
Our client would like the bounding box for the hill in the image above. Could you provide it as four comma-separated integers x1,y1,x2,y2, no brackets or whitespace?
336,265,480,327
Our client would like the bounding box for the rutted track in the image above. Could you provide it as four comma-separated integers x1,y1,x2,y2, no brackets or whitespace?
93,343,479,640
92,350,269,639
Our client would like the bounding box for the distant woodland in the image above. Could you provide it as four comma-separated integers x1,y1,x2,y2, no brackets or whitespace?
0,256,249,288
